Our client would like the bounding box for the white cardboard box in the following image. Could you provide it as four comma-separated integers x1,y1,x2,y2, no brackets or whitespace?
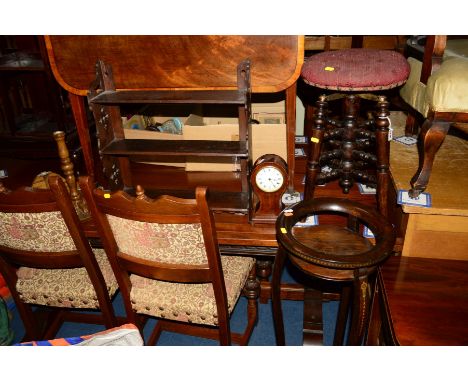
121,111,287,172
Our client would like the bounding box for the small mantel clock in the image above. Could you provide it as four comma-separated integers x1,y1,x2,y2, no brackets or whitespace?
250,154,288,223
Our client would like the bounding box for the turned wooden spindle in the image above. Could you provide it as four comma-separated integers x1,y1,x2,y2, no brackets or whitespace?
53,131,80,203
53,131,90,219
135,185,145,199
374,96,390,217
339,95,360,194
304,95,328,201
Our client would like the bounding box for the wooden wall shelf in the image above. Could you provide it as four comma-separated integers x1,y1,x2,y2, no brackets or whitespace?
102,139,248,158
90,89,246,105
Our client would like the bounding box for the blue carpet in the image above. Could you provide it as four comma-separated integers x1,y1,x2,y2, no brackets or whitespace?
8,262,339,345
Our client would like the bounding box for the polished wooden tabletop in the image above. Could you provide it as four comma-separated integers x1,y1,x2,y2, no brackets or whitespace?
45,36,304,95
380,255,468,345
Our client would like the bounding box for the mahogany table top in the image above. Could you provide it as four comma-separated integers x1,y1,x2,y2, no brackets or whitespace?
44,36,304,96
380,255,468,345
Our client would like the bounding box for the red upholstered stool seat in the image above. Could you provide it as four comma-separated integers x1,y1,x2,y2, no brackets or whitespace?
301,49,410,91
301,49,410,219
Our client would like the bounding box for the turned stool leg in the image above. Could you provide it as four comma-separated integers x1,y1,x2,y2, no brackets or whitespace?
374,96,390,217
304,95,328,201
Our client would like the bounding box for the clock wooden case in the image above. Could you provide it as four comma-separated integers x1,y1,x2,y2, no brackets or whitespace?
250,154,288,223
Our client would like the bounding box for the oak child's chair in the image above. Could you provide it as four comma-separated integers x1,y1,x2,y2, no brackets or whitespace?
80,176,259,345
399,35,468,197
0,175,119,342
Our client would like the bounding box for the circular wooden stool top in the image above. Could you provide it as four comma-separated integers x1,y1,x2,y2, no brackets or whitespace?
276,197,395,278
290,225,374,281
301,49,410,91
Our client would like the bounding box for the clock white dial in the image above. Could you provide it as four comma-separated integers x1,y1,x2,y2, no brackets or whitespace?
255,165,284,193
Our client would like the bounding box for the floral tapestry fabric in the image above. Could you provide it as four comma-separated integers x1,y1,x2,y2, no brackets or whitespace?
16,249,118,309
106,215,208,265
130,255,254,326
0,211,76,252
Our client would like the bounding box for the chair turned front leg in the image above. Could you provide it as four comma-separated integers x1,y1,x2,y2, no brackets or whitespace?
409,119,451,198
240,266,260,345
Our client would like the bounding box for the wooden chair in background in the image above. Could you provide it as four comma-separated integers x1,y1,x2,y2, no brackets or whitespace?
400,35,468,197
0,175,118,341
80,177,259,345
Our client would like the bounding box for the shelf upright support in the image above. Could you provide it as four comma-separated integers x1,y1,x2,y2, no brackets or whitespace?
236,59,252,199
87,60,132,190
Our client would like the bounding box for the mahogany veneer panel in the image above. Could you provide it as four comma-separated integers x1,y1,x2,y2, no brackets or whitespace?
380,256,468,345
45,36,304,95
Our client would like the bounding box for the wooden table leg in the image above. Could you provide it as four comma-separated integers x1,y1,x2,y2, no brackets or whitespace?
303,288,324,345
271,247,287,345
286,84,297,192
333,284,351,345
69,93,95,179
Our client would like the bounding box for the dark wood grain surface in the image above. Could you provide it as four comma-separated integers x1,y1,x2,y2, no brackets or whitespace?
45,36,304,95
380,255,468,345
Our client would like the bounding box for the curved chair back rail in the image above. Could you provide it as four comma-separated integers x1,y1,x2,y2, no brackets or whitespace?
276,197,395,271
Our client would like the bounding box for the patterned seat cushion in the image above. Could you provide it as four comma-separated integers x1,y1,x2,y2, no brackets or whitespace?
301,49,410,91
16,248,118,309
130,255,254,326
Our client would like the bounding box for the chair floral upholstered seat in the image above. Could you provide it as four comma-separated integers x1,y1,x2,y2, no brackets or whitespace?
108,216,254,326
15,248,116,310
130,257,253,327
0,176,118,341
80,176,259,345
